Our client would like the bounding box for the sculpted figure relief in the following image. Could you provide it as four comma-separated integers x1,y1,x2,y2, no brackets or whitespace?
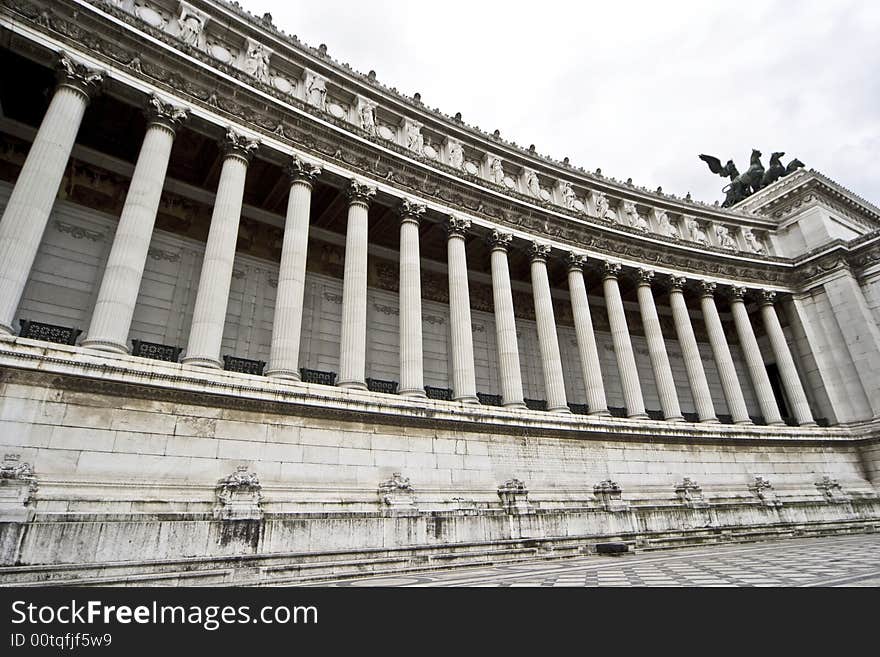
686,217,710,245
242,41,270,84
447,139,464,170
593,192,611,221
623,202,649,231
742,228,765,254
715,224,738,250
356,97,377,135
489,156,505,185
525,170,541,198
404,120,424,154
656,209,679,238
304,72,327,110
559,181,577,209
177,5,206,48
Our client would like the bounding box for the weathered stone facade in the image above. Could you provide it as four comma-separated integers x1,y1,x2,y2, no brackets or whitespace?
0,0,878,585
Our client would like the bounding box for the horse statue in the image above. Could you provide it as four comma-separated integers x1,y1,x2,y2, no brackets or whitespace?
698,154,741,207
784,158,805,176
761,151,786,187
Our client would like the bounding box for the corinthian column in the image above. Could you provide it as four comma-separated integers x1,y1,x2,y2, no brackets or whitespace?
397,199,426,397
182,130,259,368
699,281,751,424
730,287,784,425
760,291,817,426
668,277,717,422
446,216,478,404
567,254,608,415
337,180,376,390
530,242,570,413
489,230,525,408
603,262,647,418
0,53,103,335
266,157,322,380
636,269,683,421
82,96,187,353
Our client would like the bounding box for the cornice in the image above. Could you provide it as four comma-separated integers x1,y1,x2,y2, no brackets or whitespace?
0,0,838,288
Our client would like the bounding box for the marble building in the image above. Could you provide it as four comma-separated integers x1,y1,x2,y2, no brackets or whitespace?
0,0,878,585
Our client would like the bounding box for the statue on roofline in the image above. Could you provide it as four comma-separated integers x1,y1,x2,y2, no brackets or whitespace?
699,149,804,207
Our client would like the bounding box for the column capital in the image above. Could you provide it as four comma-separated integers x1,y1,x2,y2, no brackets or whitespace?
567,252,587,271
700,280,717,298
446,215,471,238
397,198,426,225
347,179,377,206
287,156,322,186
529,241,552,263
731,286,748,301
669,275,688,291
55,51,104,100
223,128,260,162
637,268,655,286
603,261,622,280
488,229,513,252
760,289,777,306
145,94,188,134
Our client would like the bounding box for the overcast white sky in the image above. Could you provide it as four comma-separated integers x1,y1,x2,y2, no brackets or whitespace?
242,0,879,205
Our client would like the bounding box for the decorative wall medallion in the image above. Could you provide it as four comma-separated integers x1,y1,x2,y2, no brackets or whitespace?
539,189,551,202
135,5,165,28
377,125,395,141
272,76,293,93
327,103,346,119
209,44,231,62
423,144,438,159
464,161,478,175
503,177,516,189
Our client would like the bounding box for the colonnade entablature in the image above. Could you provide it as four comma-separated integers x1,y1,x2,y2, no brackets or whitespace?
4,0,789,261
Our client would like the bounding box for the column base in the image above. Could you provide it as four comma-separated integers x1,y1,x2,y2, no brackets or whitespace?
799,421,819,428
588,409,612,417
504,402,527,410
549,405,572,414
265,369,302,382
0,322,15,338
398,388,428,398
181,356,223,370
699,417,721,424
628,413,650,420
665,416,686,422
454,396,481,405
734,419,754,425
766,421,787,427
80,338,129,355
337,380,368,391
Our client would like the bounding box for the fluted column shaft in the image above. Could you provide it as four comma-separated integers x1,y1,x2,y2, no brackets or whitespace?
761,291,816,426
637,270,683,421
700,282,751,424
266,158,321,380
0,55,102,335
603,263,647,418
489,232,525,408
447,217,478,403
668,280,717,422
530,243,569,413
730,289,784,425
337,181,376,389
83,97,186,353
398,200,426,397
183,131,258,368
567,256,608,415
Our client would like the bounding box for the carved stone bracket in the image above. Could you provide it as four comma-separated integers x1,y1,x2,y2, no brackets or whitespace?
378,472,416,513
497,478,532,515
674,477,709,509
0,454,38,521
815,476,849,504
214,466,263,520
594,479,629,512
748,476,782,508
